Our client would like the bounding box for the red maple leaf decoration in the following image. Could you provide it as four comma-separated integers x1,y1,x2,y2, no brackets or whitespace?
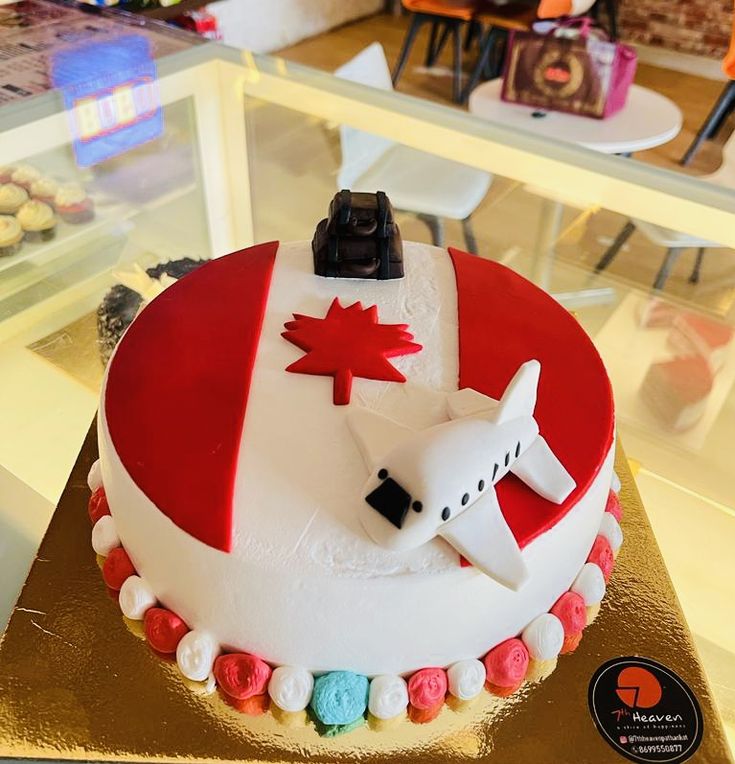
282,298,423,405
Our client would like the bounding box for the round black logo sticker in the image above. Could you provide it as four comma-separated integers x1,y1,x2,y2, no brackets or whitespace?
588,656,703,763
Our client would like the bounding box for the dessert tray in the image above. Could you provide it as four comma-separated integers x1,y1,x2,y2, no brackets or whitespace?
0,426,730,764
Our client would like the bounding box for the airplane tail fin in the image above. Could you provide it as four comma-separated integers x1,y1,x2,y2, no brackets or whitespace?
494,360,540,424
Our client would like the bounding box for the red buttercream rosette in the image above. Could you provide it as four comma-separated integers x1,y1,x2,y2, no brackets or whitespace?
587,535,614,581
408,702,443,724
484,638,529,696
144,607,189,654
102,547,135,591
605,490,622,522
551,591,586,654
407,667,448,710
214,653,272,701
88,487,111,524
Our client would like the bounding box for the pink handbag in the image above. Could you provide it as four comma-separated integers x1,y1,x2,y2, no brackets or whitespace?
501,18,637,119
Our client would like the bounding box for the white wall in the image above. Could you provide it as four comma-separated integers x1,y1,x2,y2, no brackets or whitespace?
211,0,384,53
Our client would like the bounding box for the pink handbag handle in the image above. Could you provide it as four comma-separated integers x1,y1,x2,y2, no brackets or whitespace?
546,16,600,40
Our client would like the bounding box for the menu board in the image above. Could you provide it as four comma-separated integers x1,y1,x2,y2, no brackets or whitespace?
0,0,194,105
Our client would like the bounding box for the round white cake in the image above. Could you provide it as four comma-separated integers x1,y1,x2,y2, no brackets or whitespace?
96,238,616,681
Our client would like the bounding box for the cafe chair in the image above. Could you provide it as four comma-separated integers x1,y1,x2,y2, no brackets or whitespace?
681,19,735,166
336,43,492,251
460,0,538,104
392,0,479,103
595,133,735,290
680,81,735,167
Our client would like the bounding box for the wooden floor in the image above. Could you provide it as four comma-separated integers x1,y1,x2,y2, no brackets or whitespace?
273,12,735,316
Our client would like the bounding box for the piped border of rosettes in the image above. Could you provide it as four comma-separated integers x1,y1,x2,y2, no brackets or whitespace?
85,460,624,737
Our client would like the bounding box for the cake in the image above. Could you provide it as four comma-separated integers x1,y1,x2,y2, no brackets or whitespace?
96,258,208,365
640,355,713,431
86,193,618,734
667,312,733,373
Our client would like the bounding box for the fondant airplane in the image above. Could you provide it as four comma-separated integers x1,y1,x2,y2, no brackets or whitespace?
348,360,576,590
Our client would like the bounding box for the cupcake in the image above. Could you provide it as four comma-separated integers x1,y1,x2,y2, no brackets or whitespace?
0,183,29,214
0,166,15,184
16,200,57,242
0,215,23,257
11,164,41,191
30,177,59,207
55,183,94,224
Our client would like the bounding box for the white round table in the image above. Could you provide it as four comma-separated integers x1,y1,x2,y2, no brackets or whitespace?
468,81,682,299
468,81,682,155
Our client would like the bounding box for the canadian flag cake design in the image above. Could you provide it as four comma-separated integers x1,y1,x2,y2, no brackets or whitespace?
102,243,614,565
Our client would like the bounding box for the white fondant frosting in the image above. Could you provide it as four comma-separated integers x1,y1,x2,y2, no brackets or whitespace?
368,674,409,719
91,515,120,556
447,659,486,700
598,513,623,553
118,575,157,620
87,459,103,492
176,630,219,682
267,666,314,712
99,241,615,675
571,563,606,606
521,613,564,661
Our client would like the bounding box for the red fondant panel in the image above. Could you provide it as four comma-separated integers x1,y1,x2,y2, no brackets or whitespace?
448,247,614,549
104,242,278,552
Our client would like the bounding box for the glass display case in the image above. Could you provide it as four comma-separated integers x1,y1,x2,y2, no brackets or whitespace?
1,1,734,748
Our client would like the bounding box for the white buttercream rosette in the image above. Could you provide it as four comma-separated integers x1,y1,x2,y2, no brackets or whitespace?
92,515,120,556
268,666,314,712
368,674,409,719
176,630,219,682
118,575,157,620
571,563,606,606
87,459,103,492
447,659,486,700
599,512,623,554
521,613,564,661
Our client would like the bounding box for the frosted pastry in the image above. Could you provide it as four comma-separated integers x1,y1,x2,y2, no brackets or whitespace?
30,177,59,206
55,183,94,224
0,215,23,257
16,200,57,242
0,183,28,214
11,164,41,190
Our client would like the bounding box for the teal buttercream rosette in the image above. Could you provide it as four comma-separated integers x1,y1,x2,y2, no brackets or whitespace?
310,670,369,725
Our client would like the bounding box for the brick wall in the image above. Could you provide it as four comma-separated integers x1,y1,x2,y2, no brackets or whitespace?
619,0,733,58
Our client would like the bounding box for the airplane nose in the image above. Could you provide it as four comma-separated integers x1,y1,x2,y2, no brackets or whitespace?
366,477,411,529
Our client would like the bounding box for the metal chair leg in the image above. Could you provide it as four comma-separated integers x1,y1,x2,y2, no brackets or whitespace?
393,13,424,87
605,0,618,40
462,216,478,254
464,19,481,52
689,247,706,284
425,20,440,66
451,20,463,104
653,248,684,291
681,80,735,166
417,213,445,247
594,220,635,273
461,27,500,103
427,21,452,66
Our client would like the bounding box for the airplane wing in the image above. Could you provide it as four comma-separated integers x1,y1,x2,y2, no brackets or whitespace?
438,487,528,590
511,436,576,504
447,388,498,420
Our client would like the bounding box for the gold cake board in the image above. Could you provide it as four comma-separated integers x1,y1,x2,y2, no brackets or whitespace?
0,426,731,764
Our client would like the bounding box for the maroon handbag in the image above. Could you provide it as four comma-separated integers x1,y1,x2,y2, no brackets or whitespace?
501,18,637,119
